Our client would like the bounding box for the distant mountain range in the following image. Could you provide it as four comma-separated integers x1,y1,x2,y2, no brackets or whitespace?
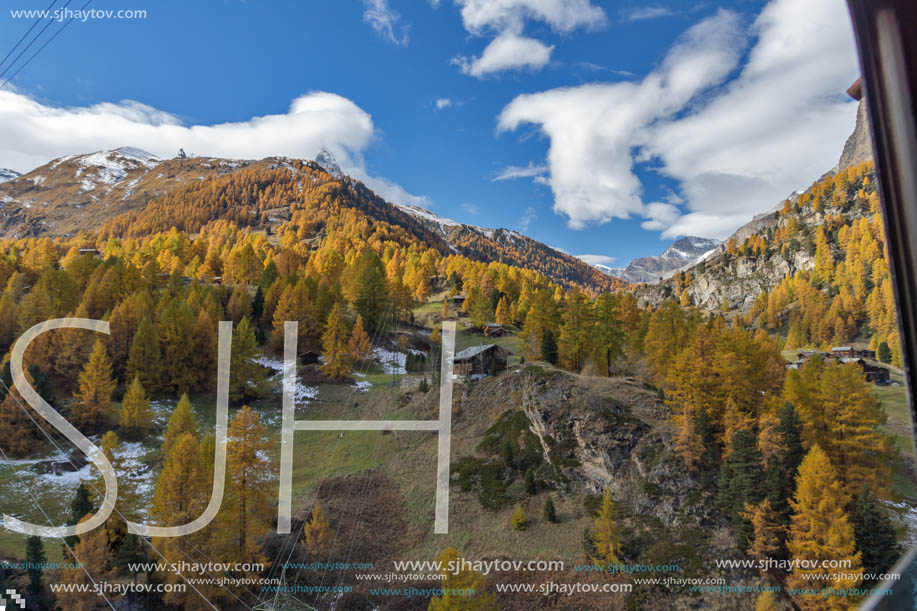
0,148,623,291
0,168,20,183
591,236,722,284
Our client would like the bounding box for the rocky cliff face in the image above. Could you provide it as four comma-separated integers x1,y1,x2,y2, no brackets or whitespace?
459,365,717,529
838,99,873,171
515,366,714,527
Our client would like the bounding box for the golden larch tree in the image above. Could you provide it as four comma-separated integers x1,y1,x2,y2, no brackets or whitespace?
58,514,113,611
119,376,152,435
162,394,197,456
220,406,274,568
786,445,863,610
303,501,334,556
321,303,352,379
348,314,372,361
428,546,497,611
73,339,116,433
591,488,621,567
741,499,783,563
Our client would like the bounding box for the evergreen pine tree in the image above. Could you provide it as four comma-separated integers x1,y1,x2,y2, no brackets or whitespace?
543,496,557,523
25,535,45,594
64,482,94,548
540,329,558,365
524,468,536,495
501,439,515,470
778,403,805,478
717,429,764,546
355,252,390,332
877,341,892,364
851,487,900,577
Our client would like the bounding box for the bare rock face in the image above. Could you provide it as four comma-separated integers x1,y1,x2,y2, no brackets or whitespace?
838,99,873,170
508,366,715,528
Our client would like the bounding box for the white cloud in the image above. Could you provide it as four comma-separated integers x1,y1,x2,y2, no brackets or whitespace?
493,161,549,182
363,0,409,46
496,0,860,239
519,206,537,231
455,0,606,34
0,89,430,207
576,253,616,266
452,0,606,77
640,202,681,231
498,9,745,229
621,6,676,22
460,202,480,214
435,98,453,109
645,0,859,238
453,32,553,77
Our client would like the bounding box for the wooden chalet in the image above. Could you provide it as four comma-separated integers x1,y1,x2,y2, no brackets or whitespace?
483,323,507,338
453,344,508,377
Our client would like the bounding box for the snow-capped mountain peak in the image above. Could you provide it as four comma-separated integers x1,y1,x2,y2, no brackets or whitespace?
0,168,20,183
315,148,342,178
72,148,160,192
593,236,722,284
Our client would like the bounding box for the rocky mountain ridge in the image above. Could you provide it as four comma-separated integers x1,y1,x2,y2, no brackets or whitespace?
638,99,874,312
601,236,721,284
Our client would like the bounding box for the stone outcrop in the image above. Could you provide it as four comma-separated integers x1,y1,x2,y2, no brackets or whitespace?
838,99,873,171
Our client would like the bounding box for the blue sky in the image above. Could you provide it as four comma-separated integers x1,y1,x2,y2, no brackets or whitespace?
0,0,860,265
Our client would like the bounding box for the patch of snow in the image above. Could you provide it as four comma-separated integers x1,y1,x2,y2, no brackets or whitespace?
393,203,460,229
251,355,284,372
112,147,160,167
352,381,371,392
287,381,319,403
372,346,407,374
75,148,160,190
37,462,92,486
49,155,76,169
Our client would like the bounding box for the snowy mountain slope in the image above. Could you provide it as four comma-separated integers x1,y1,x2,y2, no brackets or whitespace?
0,169,20,183
594,236,722,284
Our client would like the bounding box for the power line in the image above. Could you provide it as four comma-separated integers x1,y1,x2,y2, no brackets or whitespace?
0,0,60,74
0,0,74,86
0,377,222,610
0,441,117,610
